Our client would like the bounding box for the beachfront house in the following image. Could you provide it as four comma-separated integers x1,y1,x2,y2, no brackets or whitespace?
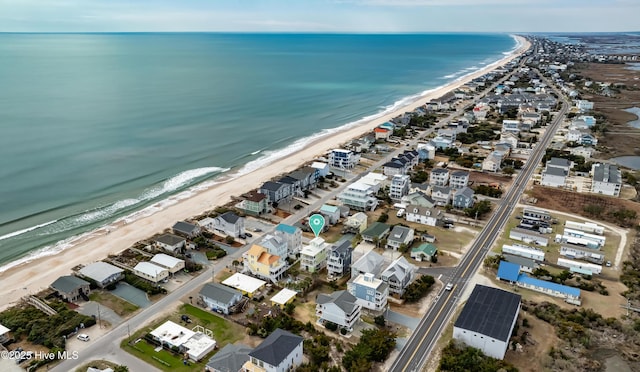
243,244,287,283
347,273,389,312
172,221,201,238
244,329,303,372
150,253,185,274
274,224,302,257
452,187,475,209
327,240,352,279
210,211,245,238
386,225,414,251
153,234,186,254
429,168,450,187
310,161,330,177
381,257,416,296
78,261,124,288
316,290,362,331
453,284,521,360
133,262,169,284
198,282,243,315
411,243,437,262
50,275,90,302
319,204,341,225
236,191,269,215
590,163,622,197
300,237,330,273
288,166,318,191
259,181,291,205
329,149,360,169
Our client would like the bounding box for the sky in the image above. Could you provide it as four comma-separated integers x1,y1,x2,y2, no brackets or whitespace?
0,0,639,33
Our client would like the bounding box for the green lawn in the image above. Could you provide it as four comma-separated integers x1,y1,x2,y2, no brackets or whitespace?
180,304,245,345
88,291,139,317
121,304,246,372
123,336,203,372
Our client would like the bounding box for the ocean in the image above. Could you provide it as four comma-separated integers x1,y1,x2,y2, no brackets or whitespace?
0,33,516,269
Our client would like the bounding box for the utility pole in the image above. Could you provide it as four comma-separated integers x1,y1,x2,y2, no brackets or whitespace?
127,323,131,341
97,303,101,329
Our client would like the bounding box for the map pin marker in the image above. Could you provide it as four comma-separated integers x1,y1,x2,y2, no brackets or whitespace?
309,214,326,238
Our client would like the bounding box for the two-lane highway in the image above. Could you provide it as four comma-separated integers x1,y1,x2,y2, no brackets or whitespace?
391,71,569,372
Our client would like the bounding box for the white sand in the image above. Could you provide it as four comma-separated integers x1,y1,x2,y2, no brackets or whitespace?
0,36,531,311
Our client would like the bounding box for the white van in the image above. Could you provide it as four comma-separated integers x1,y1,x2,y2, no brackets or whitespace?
396,209,405,217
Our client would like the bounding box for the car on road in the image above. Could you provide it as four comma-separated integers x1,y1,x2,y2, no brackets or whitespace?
445,283,454,291
77,334,90,342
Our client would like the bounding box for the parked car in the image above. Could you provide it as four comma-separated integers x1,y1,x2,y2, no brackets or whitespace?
181,315,192,323
245,232,253,237
77,334,90,342
606,261,612,267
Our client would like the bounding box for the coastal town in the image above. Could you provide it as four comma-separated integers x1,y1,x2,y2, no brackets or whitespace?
1,34,640,372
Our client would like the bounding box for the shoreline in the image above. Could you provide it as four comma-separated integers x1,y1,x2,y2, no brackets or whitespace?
0,35,531,310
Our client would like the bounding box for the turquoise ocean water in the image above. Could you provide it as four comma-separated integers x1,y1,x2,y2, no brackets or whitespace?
0,33,516,269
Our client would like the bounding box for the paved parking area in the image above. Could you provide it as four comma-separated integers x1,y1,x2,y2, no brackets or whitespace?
77,301,123,326
111,282,151,308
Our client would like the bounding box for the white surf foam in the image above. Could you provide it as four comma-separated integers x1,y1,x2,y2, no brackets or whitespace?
0,220,58,242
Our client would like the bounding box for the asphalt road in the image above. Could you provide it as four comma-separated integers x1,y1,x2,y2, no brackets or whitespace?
390,72,569,372
53,52,528,372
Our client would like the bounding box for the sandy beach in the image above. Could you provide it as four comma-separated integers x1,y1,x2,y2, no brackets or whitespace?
0,36,530,310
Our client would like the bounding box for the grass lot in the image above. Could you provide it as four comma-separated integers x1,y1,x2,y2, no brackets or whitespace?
88,291,139,317
121,304,245,372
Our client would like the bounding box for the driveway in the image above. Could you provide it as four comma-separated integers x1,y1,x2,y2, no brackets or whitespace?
111,283,151,308
77,301,123,327
385,309,420,329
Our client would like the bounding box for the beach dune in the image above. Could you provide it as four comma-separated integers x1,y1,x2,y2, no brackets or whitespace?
0,36,530,310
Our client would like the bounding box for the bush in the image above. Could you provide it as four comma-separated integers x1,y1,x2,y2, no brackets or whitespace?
340,328,348,335
374,315,386,327
401,275,435,303
325,322,338,332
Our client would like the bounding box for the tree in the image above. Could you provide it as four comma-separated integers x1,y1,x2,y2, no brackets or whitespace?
374,315,386,327
377,213,389,223
464,200,492,219
502,166,515,176
114,366,129,372
399,243,409,254
285,302,296,315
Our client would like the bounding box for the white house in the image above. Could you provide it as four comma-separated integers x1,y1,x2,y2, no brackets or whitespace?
429,168,450,187
449,170,470,190
590,163,622,197
482,153,502,172
153,234,186,254
381,257,416,296
150,254,185,274
310,161,330,177
575,100,594,112
133,262,169,283
389,174,410,200
199,282,243,315
150,321,216,361
453,285,521,360
210,212,245,238
386,225,414,251
244,329,303,372
405,205,443,226
502,120,521,133
337,181,379,211
78,262,124,288
316,290,362,331
274,224,302,257
329,149,360,169
431,186,452,206
540,166,567,188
